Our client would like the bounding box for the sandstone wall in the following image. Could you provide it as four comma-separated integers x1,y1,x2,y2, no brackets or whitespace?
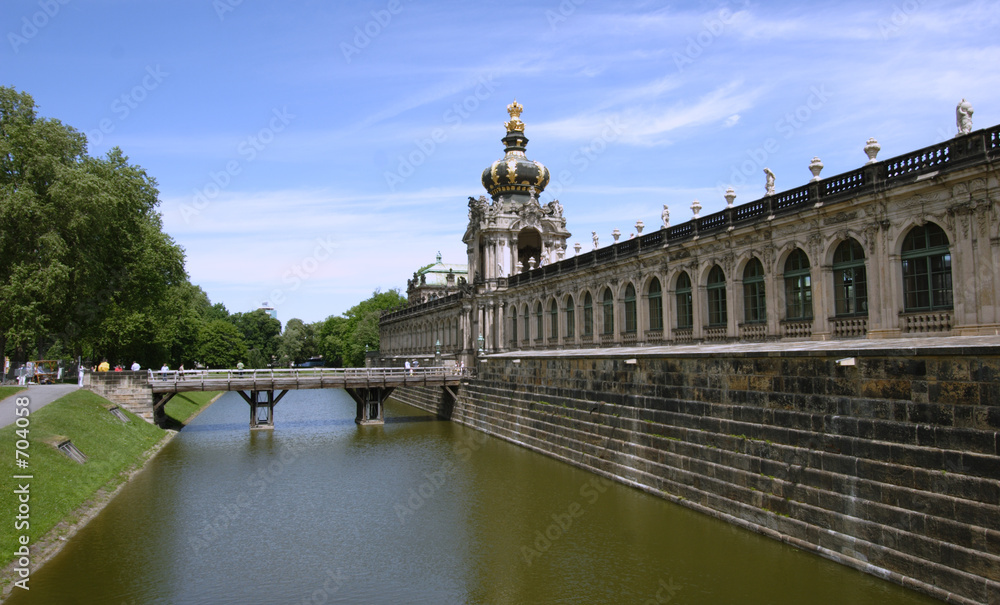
82,371,155,422
391,350,999,605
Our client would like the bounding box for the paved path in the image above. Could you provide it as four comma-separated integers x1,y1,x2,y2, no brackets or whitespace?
0,384,80,429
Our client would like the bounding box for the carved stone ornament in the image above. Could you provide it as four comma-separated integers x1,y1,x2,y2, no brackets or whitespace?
724,188,736,208
809,157,824,182
864,138,880,164
956,98,974,135
763,168,775,195
691,199,702,218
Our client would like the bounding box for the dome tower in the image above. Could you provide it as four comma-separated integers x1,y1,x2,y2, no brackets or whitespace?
464,101,570,287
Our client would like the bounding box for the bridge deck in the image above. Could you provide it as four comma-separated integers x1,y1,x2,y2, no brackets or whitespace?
147,366,464,393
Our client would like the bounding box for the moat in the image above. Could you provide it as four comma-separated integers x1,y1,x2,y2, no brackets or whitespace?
6,390,939,604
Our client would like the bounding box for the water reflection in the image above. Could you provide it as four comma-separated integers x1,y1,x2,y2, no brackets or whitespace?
6,389,938,604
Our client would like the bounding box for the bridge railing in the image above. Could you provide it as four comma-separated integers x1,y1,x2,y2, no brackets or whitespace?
147,366,467,383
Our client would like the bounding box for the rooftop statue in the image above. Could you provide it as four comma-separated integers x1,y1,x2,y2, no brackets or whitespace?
956,98,974,135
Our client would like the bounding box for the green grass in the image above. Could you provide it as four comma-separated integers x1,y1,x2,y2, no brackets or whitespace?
0,386,26,401
0,390,165,568
163,391,220,427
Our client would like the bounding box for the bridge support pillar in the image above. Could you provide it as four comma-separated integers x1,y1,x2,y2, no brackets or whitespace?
237,389,289,430
346,387,394,426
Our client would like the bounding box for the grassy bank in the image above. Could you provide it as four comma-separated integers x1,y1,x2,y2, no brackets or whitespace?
0,387,26,401
0,389,220,570
163,391,220,427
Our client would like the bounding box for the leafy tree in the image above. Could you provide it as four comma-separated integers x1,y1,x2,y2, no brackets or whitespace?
317,289,405,367
196,320,247,369
276,318,318,367
231,309,281,367
0,87,186,372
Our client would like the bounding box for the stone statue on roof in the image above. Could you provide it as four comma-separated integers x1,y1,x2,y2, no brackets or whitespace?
956,98,974,135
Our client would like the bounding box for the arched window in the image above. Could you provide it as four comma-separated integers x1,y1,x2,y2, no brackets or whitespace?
624,283,637,333
648,278,663,331
675,272,693,329
522,304,530,343
583,292,594,336
549,299,559,339
602,289,614,335
784,249,812,320
743,258,766,324
833,239,868,316
534,302,543,340
902,223,953,311
707,265,727,327
565,295,575,339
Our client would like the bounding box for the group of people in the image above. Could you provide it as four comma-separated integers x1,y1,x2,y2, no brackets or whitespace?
95,359,142,372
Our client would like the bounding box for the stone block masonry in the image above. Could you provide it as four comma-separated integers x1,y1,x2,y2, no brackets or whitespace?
82,371,155,422
391,346,1000,605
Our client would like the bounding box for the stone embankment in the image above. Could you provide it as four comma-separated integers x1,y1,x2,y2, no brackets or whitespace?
391,342,1000,605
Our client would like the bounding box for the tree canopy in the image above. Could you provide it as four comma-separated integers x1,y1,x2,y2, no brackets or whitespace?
317,289,405,367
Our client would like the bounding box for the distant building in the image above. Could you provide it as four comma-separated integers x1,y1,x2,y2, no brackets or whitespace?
406,252,468,304
259,302,277,320
380,101,1000,366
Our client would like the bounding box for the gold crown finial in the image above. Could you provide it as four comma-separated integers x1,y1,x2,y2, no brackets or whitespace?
505,99,525,133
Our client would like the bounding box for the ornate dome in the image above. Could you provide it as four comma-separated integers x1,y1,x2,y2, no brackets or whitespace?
481,100,550,199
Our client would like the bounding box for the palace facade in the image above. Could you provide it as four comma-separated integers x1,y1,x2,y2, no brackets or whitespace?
378,101,1000,365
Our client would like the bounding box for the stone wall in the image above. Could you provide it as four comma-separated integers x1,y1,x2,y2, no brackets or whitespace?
82,371,155,422
390,348,1000,605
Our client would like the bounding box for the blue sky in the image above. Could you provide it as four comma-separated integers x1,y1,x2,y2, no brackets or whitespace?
5,0,999,324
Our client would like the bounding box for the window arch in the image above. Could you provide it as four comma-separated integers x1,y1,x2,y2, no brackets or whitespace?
833,239,867,316
784,249,812,320
902,223,953,311
602,288,614,335
583,292,594,336
648,278,663,331
624,283,637,333
565,295,575,339
675,272,693,329
707,266,727,327
742,259,765,324
549,299,559,340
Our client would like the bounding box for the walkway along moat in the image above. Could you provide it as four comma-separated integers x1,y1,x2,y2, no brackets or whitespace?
4,389,942,604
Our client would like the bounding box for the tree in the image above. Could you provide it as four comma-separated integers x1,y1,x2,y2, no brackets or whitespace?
317,289,405,367
196,320,247,369
231,309,281,367
276,318,318,367
0,87,186,371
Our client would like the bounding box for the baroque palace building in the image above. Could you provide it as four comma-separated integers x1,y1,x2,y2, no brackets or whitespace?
378,100,1000,365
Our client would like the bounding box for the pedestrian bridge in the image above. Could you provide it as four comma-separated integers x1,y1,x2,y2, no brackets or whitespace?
145,366,464,429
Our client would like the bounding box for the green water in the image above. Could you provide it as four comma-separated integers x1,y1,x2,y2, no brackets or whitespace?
5,390,939,604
